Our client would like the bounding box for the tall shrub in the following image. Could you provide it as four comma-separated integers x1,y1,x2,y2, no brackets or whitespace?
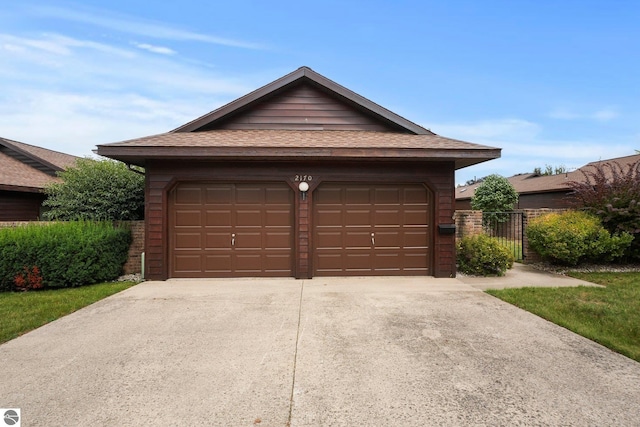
43,158,144,221
471,175,519,225
526,211,633,265
566,158,640,259
0,222,132,291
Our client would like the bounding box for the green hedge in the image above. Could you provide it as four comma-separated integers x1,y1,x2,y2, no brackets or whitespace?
457,233,515,276
526,211,633,265
0,221,132,292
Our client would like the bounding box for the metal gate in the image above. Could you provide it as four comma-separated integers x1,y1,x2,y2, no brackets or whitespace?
482,211,525,261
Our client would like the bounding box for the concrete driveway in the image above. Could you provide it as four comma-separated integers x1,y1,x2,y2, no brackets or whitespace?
1,275,639,426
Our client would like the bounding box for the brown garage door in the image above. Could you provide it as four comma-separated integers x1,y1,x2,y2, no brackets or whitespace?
170,182,293,278
313,183,432,276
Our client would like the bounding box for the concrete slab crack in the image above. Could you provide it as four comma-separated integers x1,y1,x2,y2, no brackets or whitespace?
286,280,305,426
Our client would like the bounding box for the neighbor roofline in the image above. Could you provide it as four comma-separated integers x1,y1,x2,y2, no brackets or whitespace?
0,137,67,173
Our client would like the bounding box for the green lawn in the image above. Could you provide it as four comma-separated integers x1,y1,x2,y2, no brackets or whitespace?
486,272,640,362
0,281,137,344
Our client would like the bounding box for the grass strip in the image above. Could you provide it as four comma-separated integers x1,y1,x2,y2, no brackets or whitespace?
486,272,640,362
0,281,137,344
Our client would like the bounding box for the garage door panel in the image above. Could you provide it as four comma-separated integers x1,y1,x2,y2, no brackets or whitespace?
403,210,429,225
404,230,430,248
266,187,292,204
235,231,262,249
205,210,232,227
170,182,293,278
345,188,371,204
316,231,342,248
403,252,430,270
345,252,372,270
234,254,262,272
236,187,263,204
204,254,232,273
175,187,202,205
174,255,204,273
375,231,401,248
314,183,432,276
175,210,201,227
315,254,342,273
236,210,263,226
404,187,429,203
375,188,400,204
265,232,292,248
345,231,372,248
265,209,293,226
205,186,233,204
375,209,401,225
345,209,371,225
373,252,400,270
264,254,293,272
175,233,202,249
205,233,230,249
316,209,342,226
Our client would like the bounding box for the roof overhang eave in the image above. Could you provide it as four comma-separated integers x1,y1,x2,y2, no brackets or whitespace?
96,146,501,168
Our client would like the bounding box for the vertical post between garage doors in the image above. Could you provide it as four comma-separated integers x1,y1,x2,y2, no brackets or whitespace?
289,176,317,279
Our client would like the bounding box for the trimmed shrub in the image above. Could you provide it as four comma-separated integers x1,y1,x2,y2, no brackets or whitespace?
526,211,633,266
457,234,515,276
0,221,132,292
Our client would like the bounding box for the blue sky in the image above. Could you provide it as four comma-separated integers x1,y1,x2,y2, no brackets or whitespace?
1,1,638,185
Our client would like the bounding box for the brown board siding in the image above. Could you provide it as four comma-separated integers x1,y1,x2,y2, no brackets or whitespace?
0,191,45,221
211,85,396,132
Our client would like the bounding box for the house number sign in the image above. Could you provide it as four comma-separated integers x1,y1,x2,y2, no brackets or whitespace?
294,175,313,182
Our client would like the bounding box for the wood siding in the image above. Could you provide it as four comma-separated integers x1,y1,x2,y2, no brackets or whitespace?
205,85,398,132
0,191,44,221
145,160,456,280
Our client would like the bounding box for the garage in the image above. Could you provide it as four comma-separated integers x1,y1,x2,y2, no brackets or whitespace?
97,66,500,279
169,182,294,277
313,183,432,276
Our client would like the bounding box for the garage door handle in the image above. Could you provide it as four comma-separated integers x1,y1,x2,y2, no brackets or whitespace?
371,232,375,246
232,233,235,246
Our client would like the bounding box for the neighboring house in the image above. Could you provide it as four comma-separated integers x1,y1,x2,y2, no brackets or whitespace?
455,153,640,210
0,137,79,221
97,66,499,280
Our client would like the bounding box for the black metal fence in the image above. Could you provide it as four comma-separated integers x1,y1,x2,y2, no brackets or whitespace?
482,211,525,261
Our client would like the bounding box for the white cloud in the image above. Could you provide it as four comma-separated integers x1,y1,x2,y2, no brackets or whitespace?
429,118,540,143
133,42,176,55
0,30,258,157
549,106,619,122
31,5,265,50
430,118,635,185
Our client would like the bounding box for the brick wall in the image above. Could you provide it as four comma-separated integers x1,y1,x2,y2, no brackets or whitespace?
0,220,145,275
453,210,483,239
120,221,145,275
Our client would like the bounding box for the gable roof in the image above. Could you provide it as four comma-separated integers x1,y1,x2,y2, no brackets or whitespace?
97,67,500,168
174,66,433,135
0,137,79,193
456,153,640,200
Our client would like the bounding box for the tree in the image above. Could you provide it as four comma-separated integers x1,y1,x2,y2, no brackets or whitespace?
566,159,640,259
471,174,519,212
43,158,145,220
